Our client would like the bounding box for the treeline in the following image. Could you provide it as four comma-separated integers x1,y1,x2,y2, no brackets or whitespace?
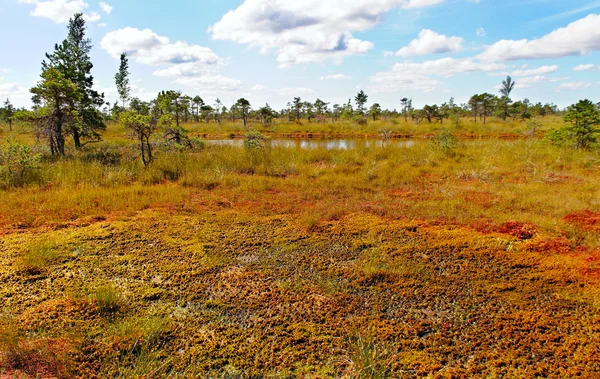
105,89,561,127
0,12,598,163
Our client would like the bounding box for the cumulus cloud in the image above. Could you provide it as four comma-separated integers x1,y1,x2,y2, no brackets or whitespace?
369,57,505,93
391,58,505,77
489,65,560,78
511,65,559,76
387,29,463,57
320,74,352,80
101,28,169,58
0,82,31,107
96,82,157,105
556,81,593,91
136,42,222,67
101,28,223,77
511,75,568,89
100,27,241,96
83,11,100,22
573,64,596,71
210,0,445,66
99,1,112,14
479,14,600,61
18,0,100,23
174,75,242,93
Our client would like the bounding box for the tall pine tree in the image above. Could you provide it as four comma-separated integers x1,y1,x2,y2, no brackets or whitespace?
42,13,105,148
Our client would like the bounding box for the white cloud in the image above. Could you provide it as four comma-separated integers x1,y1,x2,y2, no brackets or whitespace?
573,64,596,71
96,82,157,105
101,28,223,77
0,82,31,107
100,27,240,97
99,1,112,14
210,0,445,66
136,41,222,67
476,27,486,37
479,14,600,61
320,74,352,80
489,65,560,77
388,29,463,57
279,87,314,96
511,65,559,76
83,11,100,22
369,70,440,93
251,84,265,91
512,75,568,89
389,57,505,78
556,81,593,91
175,75,242,93
369,57,505,93
18,0,100,23
152,63,213,78
101,28,169,58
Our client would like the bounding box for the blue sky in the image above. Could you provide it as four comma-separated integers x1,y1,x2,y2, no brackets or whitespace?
1,0,599,110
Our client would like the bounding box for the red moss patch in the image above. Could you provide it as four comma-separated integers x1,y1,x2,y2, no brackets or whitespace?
471,219,535,240
497,221,536,240
386,188,419,199
564,211,600,231
0,337,74,379
522,238,575,254
463,191,500,209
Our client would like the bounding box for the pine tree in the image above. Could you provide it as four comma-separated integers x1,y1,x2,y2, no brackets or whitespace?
564,99,600,149
30,68,82,156
115,53,131,108
355,90,368,116
42,13,105,148
499,76,516,121
235,98,251,128
2,99,15,131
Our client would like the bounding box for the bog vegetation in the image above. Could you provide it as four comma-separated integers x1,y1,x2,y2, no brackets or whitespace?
1,12,600,379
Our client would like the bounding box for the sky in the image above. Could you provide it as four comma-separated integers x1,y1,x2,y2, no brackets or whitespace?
1,0,600,111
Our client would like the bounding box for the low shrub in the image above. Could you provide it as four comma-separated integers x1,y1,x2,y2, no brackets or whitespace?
0,139,42,188
433,129,460,157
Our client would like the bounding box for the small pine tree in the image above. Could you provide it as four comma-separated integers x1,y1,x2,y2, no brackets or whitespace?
1,99,15,131
563,99,600,149
115,53,131,109
355,90,368,116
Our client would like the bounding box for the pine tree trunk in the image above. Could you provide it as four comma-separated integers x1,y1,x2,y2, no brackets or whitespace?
73,129,82,149
140,135,147,167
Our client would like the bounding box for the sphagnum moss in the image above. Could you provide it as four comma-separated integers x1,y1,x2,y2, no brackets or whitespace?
0,119,599,377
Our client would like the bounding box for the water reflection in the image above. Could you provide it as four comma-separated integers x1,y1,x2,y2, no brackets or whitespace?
205,139,415,150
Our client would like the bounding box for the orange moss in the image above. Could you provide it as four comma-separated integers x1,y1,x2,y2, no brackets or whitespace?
564,210,600,231
471,219,536,240
463,190,500,208
522,238,576,254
